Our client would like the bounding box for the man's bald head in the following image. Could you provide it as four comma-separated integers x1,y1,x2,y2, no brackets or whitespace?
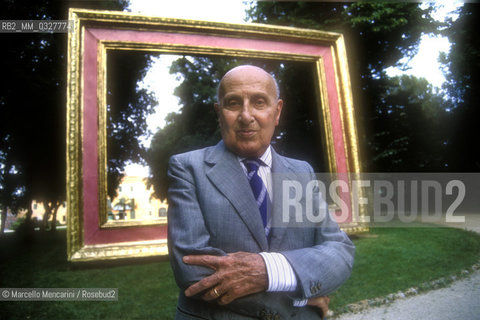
214,65,283,158
216,65,280,104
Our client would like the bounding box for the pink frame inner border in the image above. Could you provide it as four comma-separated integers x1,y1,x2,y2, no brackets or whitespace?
82,28,350,245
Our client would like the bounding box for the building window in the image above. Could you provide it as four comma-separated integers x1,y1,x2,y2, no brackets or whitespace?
33,203,37,210
159,208,167,217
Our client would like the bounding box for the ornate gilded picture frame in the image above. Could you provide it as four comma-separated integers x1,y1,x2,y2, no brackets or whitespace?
66,8,366,262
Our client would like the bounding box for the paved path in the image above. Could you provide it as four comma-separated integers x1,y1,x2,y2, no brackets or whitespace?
334,269,480,320
431,212,480,234
334,213,480,320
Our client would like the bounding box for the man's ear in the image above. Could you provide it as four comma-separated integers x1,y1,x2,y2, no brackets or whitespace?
275,99,283,126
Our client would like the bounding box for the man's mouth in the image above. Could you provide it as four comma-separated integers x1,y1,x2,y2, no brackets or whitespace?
236,129,257,138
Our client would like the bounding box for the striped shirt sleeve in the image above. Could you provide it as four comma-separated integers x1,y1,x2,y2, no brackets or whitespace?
259,252,308,307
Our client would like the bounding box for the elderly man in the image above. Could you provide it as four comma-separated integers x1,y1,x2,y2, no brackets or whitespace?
167,65,355,319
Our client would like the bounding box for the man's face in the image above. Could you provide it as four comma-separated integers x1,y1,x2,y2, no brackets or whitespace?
215,66,283,158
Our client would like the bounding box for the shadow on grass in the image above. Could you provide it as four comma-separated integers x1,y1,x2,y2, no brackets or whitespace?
0,230,178,320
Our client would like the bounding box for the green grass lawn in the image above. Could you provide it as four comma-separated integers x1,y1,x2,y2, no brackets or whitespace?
0,231,178,319
1,226,479,319
330,227,480,311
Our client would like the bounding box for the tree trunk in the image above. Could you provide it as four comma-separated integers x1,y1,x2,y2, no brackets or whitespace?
50,202,59,232
41,201,52,232
26,206,33,224
0,205,6,236
24,206,35,233
20,206,36,240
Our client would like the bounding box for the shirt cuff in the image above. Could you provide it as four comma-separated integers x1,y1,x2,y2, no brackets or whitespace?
259,252,298,292
292,299,308,307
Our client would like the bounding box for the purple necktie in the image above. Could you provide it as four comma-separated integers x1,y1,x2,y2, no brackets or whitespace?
243,159,268,229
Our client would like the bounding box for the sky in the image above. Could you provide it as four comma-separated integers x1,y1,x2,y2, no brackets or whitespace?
385,1,461,86
124,0,251,176
128,0,250,135
128,0,249,23
124,0,462,176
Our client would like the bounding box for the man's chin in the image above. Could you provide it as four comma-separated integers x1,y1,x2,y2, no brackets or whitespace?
230,144,267,158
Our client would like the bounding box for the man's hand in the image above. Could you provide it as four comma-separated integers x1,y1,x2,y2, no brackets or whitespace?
183,252,268,305
307,296,330,318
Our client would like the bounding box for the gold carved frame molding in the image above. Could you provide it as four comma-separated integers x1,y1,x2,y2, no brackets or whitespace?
67,8,366,262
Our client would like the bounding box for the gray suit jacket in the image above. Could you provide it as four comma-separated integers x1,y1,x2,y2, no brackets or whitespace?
167,141,355,319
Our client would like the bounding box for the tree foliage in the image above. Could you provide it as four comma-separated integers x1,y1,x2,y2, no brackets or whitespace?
0,0,156,233
247,2,445,170
248,2,439,72
147,57,243,200
106,50,157,198
369,75,449,171
440,4,480,171
147,2,455,200
147,52,341,200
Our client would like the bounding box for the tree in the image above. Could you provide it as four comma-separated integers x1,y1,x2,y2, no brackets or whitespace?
440,4,480,171
0,144,25,234
247,2,445,171
146,57,232,200
147,2,449,200
106,50,158,199
0,0,156,234
369,75,450,171
148,54,345,199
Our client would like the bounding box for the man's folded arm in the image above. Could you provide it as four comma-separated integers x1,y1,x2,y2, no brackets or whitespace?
280,219,355,299
275,162,355,299
168,154,354,313
259,252,308,306
167,155,286,318
167,155,227,290
259,223,354,302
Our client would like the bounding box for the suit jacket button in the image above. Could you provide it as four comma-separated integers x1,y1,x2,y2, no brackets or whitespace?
260,310,272,320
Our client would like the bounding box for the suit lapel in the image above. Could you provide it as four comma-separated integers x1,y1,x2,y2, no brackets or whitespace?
205,142,268,251
270,148,299,249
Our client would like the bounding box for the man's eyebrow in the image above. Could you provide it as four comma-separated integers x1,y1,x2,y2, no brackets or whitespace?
222,94,241,103
222,92,271,102
250,93,270,101
251,93,268,98
223,93,241,99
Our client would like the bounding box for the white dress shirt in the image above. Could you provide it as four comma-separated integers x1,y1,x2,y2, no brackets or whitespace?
238,146,308,307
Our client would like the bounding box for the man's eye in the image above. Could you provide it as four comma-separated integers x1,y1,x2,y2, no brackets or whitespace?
226,100,241,108
254,99,266,107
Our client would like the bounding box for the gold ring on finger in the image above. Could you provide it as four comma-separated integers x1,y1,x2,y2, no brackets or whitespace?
213,288,220,298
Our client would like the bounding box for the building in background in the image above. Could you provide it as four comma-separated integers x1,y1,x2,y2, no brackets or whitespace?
109,175,167,221
30,200,67,224
7,200,68,230
3,175,166,230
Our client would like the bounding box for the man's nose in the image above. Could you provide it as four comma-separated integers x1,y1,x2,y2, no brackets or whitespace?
238,105,254,124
